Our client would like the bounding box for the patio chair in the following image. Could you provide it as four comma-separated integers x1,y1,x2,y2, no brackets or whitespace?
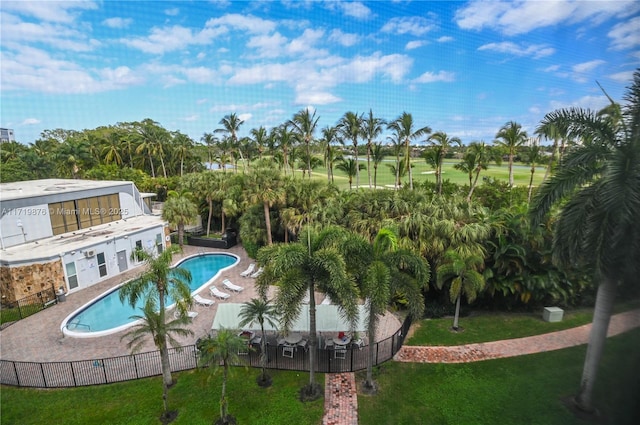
209,285,231,300
193,294,215,307
282,345,294,358
174,309,198,319
250,267,263,278
222,278,244,293
239,263,255,277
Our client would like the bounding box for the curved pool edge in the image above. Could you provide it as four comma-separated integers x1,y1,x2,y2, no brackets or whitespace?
60,252,240,338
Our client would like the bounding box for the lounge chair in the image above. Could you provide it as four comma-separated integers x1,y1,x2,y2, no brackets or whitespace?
209,285,231,300
239,263,255,277
193,294,215,307
174,309,198,319
250,267,263,278
222,278,244,293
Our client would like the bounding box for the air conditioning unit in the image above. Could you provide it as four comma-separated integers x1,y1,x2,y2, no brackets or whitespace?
84,249,96,258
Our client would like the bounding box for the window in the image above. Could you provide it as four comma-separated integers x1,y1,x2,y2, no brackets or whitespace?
49,194,123,235
96,252,107,277
66,262,78,290
134,240,143,262
156,233,163,254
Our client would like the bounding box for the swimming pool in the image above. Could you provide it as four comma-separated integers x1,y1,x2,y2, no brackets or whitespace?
61,253,239,338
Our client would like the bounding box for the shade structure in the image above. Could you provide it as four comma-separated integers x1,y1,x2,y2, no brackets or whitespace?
212,303,368,333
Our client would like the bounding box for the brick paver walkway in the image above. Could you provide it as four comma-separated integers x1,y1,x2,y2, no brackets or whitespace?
324,309,640,424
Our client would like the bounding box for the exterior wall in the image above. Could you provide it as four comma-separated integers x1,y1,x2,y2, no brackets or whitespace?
0,203,54,248
59,225,166,294
0,260,64,304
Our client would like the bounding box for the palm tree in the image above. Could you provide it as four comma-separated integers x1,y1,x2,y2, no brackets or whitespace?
238,298,279,387
463,141,498,203
362,110,385,189
255,226,360,400
198,328,248,425
521,141,545,202
371,142,385,188
320,125,341,183
436,250,486,330
428,131,461,194
216,113,245,172
387,112,431,190
289,109,319,179
244,164,285,245
121,298,193,418
529,70,640,413
338,111,364,188
351,228,430,392
336,158,365,190
119,246,193,391
495,121,528,186
162,189,199,249
172,131,194,177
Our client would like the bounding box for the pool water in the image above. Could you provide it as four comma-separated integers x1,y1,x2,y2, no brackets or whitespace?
62,253,238,337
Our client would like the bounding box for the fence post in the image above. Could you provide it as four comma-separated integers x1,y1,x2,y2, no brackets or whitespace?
70,361,77,387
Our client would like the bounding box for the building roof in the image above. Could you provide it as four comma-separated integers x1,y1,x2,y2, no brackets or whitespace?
0,214,167,265
0,179,136,202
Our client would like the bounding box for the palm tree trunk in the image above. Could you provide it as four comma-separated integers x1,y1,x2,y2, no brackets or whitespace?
406,140,413,190
508,153,514,186
452,295,461,330
221,362,228,420
367,143,372,188
354,142,360,189
207,199,213,237
178,223,184,249
365,304,377,388
527,167,535,202
544,139,558,182
263,201,273,245
467,169,482,203
574,276,616,412
308,284,317,387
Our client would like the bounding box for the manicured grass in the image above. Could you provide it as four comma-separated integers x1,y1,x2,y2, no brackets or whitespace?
407,300,640,346
358,328,640,425
0,369,324,425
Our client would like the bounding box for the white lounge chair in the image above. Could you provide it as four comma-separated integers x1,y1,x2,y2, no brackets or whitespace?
193,294,214,307
239,263,255,277
222,278,244,293
209,285,231,300
250,267,263,278
174,309,198,319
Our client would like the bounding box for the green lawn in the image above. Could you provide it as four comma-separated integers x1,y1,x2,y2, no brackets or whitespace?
407,300,640,346
358,328,640,425
0,369,324,425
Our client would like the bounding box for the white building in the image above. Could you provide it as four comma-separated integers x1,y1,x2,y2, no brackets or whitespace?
0,128,15,143
0,179,169,303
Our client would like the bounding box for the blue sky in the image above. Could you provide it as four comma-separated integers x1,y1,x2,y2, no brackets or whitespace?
2,1,639,146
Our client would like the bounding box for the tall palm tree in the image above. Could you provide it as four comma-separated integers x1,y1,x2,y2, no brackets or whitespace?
216,113,245,172
529,70,640,413
201,132,217,166
244,164,285,245
388,112,431,190
351,228,430,391
238,298,279,387
495,121,528,186
362,110,385,189
289,109,319,179
162,189,199,249
172,131,194,177
336,158,365,190
436,250,486,330
255,226,360,400
535,122,565,181
121,298,193,418
371,142,385,188
119,246,193,390
198,328,247,425
320,125,341,183
338,111,364,188
428,131,461,194
521,142,545,202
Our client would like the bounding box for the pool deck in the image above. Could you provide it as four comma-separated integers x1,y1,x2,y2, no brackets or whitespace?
0,244,401,363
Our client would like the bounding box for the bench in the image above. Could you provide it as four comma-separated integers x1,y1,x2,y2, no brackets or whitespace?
44,299,57,308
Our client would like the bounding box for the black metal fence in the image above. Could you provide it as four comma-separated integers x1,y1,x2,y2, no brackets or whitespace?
0,316,412,388
0,285,59,330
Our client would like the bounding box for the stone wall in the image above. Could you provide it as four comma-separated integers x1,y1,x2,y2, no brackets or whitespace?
0,260,64,304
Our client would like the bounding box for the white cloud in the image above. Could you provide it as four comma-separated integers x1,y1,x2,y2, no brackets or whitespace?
21,118,41,125
437,36,454,43
381,16,438,36
326,1,373,20
406,40,427,50
238,113,253,122
287,28,327,57
0,1,98,23
102,17,132,29
206,14,276,34
572,60,605,73
121,25,226,55
329,29,360,47
247,33,288,57
455,0,638,36
608,70,635,83
478,42,555,59
413,70,455,83
183,114,199,122
608,16,640,50
165,8,180,16
549,95,609,111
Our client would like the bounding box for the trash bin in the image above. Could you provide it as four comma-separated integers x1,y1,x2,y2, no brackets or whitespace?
56,290,66,302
